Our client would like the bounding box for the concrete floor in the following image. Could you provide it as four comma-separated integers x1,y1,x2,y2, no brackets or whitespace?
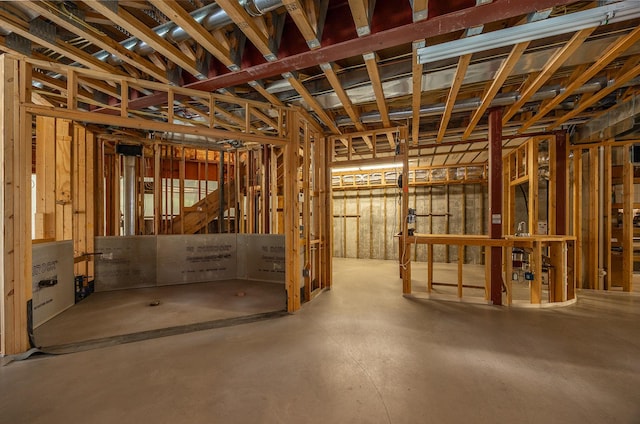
2,258,639,423
35,279,285,350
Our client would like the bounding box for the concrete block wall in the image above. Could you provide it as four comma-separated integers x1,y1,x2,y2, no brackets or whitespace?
333,184,487,264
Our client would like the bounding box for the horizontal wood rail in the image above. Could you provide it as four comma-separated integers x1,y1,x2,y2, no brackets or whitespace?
400,233,577,306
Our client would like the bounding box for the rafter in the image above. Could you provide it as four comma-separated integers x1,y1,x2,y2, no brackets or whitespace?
363,52,390,127
282,0,320,49
215,0,274,60
438,54,471,143
347,0,373,36
549,58,640,129
502,27,595,124
462,42,529,140
248,80,284,106
519,26,640,133
320,62,365,131
20,0,168,83
0,11,122,75
412,0,429,22
148,0,234,69
284,73,341,134
81,0,204,78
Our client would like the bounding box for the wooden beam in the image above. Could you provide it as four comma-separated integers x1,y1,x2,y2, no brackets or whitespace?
412,40,425,145
21,0,169,82
0,11,123,76
285,73,341,134
438,54,471,142
363,52,391,127
0,55,31,355
412,0,429,22
285,110,301,311
320,62,365,132
463,42,529,140
249,80,284,106
347,0,372,36
520,26,640,133
81,0,204,78
550,60,640,129
149,0,234,68
24,104,288,146
215,0,273,59
622,146,633,292
282,0,321,49
503,27,595,124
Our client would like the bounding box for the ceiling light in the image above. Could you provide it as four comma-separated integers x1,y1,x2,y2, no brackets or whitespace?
417,1,640,64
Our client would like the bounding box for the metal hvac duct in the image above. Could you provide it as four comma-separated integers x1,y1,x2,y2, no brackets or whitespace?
95,0,284,64
336,79,609,126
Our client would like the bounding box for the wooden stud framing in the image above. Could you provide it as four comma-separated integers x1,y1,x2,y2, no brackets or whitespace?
285,110,301,312
622,146,633,292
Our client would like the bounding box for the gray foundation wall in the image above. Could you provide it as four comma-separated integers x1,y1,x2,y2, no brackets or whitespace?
333,184,487,263
95,234,285,291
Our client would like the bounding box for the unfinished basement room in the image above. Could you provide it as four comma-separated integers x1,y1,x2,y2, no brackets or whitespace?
1,1,639,423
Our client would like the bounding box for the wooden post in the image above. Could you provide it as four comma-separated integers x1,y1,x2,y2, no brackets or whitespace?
528,138,539,236
603,144,612,289
622,146,633,292
555,131,568,235
284,111,301,312
323,137,333,289
401,128,411,294
588,147,599,289
153,144,161,235
1,55,32,355
488,107,503,305
35,116,56,239
56,119,73,240
573,149,583,289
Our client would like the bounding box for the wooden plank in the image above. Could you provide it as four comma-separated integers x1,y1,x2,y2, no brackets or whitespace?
520,26,640,133
55,119,72,241
81,0,203,77
457,245,463,298
285,110,301,312
1,55,30,354
622,146,633,292
463,42,529,140
35,116,56,239
320,62,366,135
503,27,595,124
363,53,391,127
347,0,372,35
215,0,272,58
149,0,233,67
528,139,538,236
573,149,583,289
285,74,341,134
438,54,471,142
283,0,321,49
412,40,425,145
588,148,599,289
85,129,95,279
531,241,543,304
603,145,611,289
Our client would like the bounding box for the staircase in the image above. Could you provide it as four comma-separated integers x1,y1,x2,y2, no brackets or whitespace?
171,181,236,234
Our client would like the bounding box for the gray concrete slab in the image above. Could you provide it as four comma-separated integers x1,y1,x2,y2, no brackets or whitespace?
34,279,285,348
2,258,639,424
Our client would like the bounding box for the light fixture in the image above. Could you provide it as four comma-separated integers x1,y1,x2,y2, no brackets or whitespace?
417,1,640,64
331,162,404,173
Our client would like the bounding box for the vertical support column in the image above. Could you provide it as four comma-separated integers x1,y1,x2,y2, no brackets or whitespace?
488,107,503,305
122,155,136,236
528,139,539,235
1,56,32,354
285,111,301,312
263,145,270,233
573,149,583,289
35,116,56,239
56,119,73,240
555,131,568,235
603,144,612,290
219,151,225,233
323,137,333,289
401,127,411,294
153,144,161,235
588,147,599,289
303,124,311,300
622,146,633,292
